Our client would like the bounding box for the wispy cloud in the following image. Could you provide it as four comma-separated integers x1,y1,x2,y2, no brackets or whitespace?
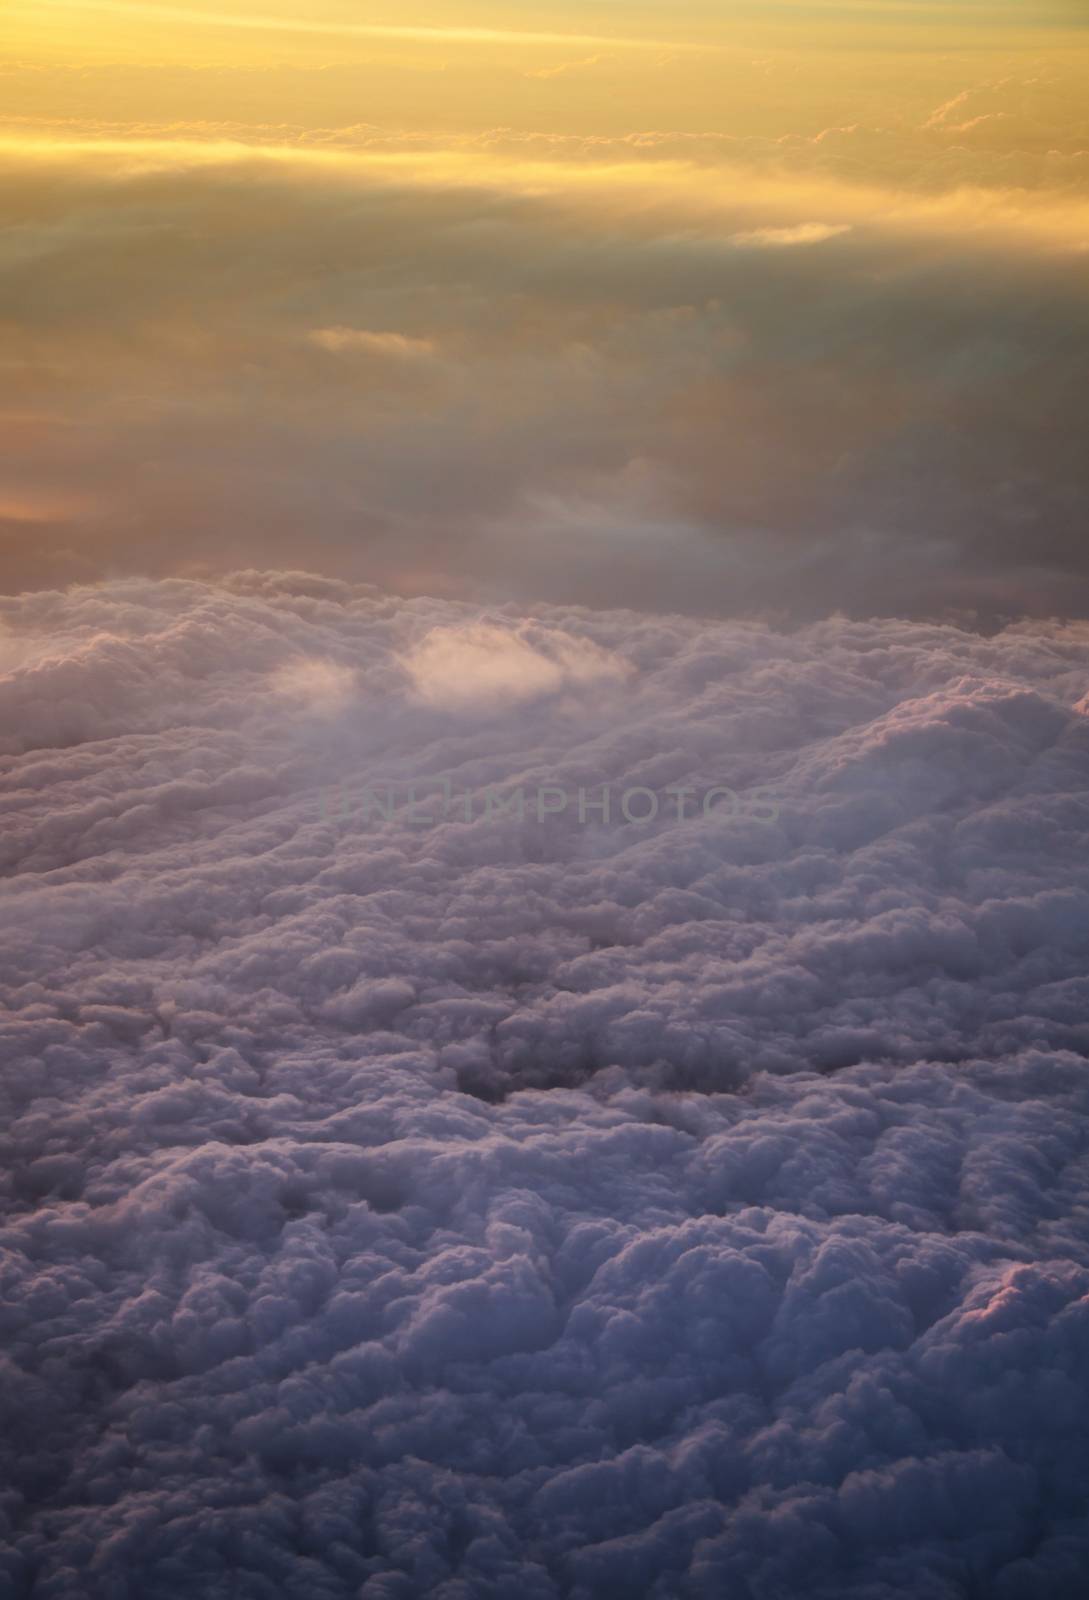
524,55,614,82
925,89,974,129
27,0,692,52
730,221,852,248
309,328,438,360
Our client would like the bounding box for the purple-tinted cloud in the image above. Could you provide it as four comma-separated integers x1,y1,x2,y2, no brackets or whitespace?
2,573,1088,1596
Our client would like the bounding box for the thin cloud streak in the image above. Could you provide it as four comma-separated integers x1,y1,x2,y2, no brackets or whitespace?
25,0,698,53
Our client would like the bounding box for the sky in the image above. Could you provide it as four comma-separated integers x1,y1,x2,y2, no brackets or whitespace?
4,11,1089,1599
3,0,1089,614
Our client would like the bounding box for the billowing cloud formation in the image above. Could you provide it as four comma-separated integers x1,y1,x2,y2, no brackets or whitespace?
3,573,1089,1596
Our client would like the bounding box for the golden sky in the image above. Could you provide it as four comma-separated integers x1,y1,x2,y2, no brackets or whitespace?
2,1,1088,612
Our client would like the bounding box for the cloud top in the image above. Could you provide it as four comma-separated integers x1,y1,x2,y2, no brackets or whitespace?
2,575,1089,1597
400,620,630,710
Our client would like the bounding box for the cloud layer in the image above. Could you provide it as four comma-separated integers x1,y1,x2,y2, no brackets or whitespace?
2,116,1089,617
2,574,1089,1596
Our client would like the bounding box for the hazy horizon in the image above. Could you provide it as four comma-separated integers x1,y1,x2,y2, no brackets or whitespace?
3,0,1089,616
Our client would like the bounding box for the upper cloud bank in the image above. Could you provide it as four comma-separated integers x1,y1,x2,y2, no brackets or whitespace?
2,136,1088,618
2,574,1089,1596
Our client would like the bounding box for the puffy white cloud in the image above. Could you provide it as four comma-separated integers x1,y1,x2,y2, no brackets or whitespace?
400,622,630,711
2,574,1089,1596
270,658,360,716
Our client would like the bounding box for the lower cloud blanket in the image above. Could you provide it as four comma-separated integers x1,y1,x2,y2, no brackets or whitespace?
2,573,1089,1597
